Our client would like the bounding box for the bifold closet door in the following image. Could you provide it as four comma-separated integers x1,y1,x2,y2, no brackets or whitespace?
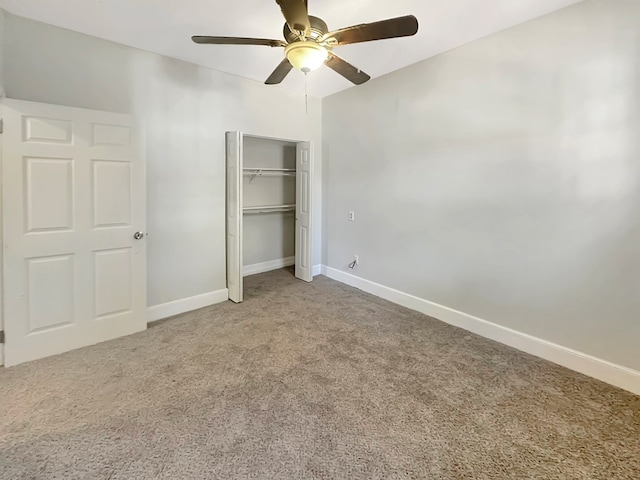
226,131,243,303
295,141,313,282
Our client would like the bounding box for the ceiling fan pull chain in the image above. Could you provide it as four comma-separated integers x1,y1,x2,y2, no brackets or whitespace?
305,71,309,115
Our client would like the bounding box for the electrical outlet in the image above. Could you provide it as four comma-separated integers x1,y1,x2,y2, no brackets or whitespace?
348,211,355,221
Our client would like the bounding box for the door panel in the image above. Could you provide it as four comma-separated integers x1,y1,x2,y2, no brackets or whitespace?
23,116,73,144
2,98,147,366
27,255,75,333
92,124,131,146
92,160,132,227
226,132,243,303
94,248,133,318
295,141,313,282
25,157,74,232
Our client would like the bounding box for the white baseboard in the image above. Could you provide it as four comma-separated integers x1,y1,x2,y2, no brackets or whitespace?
147,289,229,323
243,257,295,277
321,266,640,396
312,264,322,277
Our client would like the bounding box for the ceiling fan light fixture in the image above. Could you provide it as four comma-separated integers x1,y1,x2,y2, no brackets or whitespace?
285,41,328,73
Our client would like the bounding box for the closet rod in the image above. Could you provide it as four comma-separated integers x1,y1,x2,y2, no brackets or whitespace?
243,171,297,177
243,167,296,172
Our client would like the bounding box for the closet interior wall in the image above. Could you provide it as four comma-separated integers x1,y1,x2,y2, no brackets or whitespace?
242,136,297,273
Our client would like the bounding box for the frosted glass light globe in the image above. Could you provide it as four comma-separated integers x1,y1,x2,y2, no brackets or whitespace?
285,42,328,73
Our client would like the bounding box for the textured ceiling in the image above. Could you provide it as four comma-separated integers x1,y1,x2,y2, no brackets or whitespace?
0,0,583,97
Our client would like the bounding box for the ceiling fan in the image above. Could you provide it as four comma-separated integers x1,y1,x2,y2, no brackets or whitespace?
192,0,419,86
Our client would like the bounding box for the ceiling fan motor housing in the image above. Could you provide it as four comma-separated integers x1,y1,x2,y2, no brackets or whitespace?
284,15,328,43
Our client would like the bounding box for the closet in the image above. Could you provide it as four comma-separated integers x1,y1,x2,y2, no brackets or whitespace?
226,132,313,303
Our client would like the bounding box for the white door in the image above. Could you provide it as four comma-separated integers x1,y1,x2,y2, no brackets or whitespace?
226,131,243,303
2,98,146,366
295,141,313,282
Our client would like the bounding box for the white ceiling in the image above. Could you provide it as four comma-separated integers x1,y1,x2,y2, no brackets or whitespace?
0,0,583,97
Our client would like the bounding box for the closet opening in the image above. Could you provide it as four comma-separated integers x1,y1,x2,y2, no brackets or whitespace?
226,132,313,303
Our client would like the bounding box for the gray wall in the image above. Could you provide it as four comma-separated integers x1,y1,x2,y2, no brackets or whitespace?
323,0,640,371
3,12,322,307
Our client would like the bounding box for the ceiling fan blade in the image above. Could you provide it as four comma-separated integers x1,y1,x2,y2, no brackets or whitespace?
275,0,311,36
265,58,294,85
325,52,371,85
320,15,418,46
192,36,286,47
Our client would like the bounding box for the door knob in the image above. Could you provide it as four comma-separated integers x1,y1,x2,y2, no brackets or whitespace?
134,231,145,240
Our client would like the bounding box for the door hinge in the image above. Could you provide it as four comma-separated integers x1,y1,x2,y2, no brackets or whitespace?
0,118,3,134
0,331,4,344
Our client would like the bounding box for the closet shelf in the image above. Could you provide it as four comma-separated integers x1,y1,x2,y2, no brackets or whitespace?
243,204,296,215
243,167,296,172
243,167,296,179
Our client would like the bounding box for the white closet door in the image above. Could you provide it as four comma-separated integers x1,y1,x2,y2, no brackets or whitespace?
295,141,313,282
2,98,147,366
226,132,243,303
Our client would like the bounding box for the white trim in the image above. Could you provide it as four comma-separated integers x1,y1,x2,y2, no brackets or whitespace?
321,266,640,396
147,289,229,323
243,257,295,277
0,103,3,367
312,264,322,277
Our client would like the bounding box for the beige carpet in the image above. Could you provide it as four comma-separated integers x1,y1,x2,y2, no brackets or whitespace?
0,268,638,479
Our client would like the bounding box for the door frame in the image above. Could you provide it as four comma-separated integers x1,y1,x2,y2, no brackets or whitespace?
225,131,314,302
0,104,4,366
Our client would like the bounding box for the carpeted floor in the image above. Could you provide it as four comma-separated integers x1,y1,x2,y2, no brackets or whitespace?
0,268,638,479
